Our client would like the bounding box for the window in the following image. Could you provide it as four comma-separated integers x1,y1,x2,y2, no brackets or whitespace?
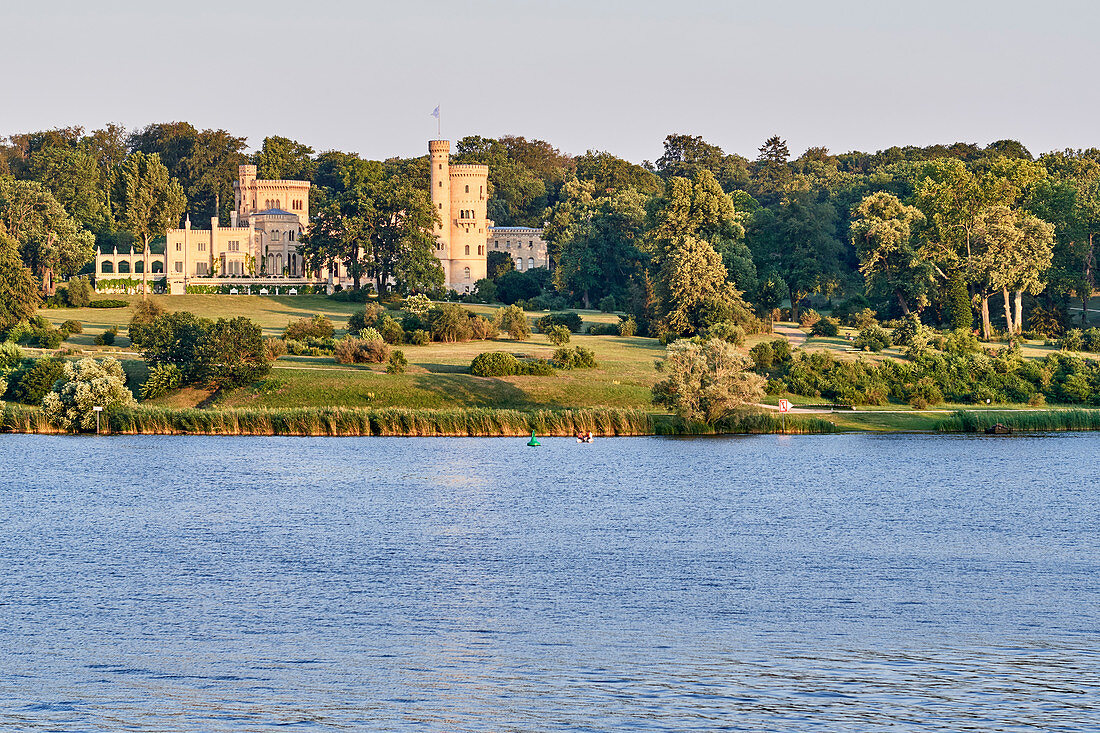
198,242,206,252
228,240,240,252
197,262,208,275
174,261,183,273
271,231,280,242
480,185,483,198
438,163,442,170
465,185,469,193
101,261,113,273
276,199,281,209
528,257,535,270
465,245,470,255
439,203,443,210
175,242,182,251
478,245,483,255
516,258,523,270
289,230,296,242
463,266,471,280
438,181,443,188
529,240,534,248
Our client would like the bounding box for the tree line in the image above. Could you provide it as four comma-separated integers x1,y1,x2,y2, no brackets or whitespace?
3,123,1099,340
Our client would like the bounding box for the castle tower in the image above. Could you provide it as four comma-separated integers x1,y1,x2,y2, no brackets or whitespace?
236,164,258,219
429,140,452,282
429,139,488,291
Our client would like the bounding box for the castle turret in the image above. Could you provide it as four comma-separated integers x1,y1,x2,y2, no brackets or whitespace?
236,164,258,218
429,140,451,275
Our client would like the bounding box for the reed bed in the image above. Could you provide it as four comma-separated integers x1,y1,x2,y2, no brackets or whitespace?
937,409,1100,433
3,404,836,437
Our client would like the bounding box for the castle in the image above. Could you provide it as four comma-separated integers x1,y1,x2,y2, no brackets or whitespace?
95,140,549,294
95,165,355,294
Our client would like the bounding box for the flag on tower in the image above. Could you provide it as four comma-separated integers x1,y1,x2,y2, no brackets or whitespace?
431,106,440,119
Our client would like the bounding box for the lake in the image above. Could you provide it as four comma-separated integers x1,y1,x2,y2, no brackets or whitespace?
1,433,1098,731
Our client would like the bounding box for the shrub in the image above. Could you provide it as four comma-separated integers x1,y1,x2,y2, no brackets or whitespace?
810,317,839,338
750,342,775,370
127,299,166,346
522,359,556,376
1059,329,1084,352
1027,304,1066,338
907,377,943,409
619,316,637,337
545,324,571,346
598,295,617,313
404,293,433,316
263,337,287,361
536,312,583,333
705,321,746,346
850,308,878,330
140,363,183,400
378,314,405,345
553,346,597,369
944,328,980,355
832,295,872,324
469,314,499,340
358,327,383,343
87,299,128,308
429,304,474,342
0,342,24,373
854,325,891,352
64,277,93,307
42,357,136,432
1084,327,1100,353
799,309,821,328
407,329,430,345
471,351,521,377
8,357,65,405
891,313,923,347
346,304,386,333
94,327,118,346
496,304,531,341
770,338,792,362
386,350,408,374
60,319,83,336
587,322,619,336
285,315,334,341
334,336,390,364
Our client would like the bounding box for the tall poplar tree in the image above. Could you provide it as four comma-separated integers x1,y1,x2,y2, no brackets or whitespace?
112,152,186,295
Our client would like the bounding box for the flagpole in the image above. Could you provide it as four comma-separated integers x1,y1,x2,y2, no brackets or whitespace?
438,105,441,138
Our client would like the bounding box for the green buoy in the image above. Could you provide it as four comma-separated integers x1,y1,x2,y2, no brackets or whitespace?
527,431,541,446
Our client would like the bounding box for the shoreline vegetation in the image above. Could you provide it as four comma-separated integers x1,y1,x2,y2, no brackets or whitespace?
4,402,1100,437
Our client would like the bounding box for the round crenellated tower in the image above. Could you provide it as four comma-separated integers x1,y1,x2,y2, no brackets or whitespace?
429,140,451,267
428,139,489,291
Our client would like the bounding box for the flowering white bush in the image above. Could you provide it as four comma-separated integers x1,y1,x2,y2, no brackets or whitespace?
42,357,135,432
652,339,765,424
405,293,432,317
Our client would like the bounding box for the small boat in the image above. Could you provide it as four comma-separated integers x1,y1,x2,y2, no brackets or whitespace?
576,432,594,443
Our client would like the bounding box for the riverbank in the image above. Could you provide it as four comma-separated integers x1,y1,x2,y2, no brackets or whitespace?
4,402,1100,436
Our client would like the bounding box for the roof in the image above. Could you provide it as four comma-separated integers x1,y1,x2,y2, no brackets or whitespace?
252,208,296,217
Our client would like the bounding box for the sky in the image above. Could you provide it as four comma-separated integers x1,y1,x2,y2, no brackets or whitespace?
4,0,1100,163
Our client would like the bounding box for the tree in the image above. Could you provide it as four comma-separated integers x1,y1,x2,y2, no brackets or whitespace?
0,232,40,332
255,136,315,181
652,339,765,424
496,304,531,340
656,234,746,336
943,270,973,331
849,192,930,314
0,176,95,291
299,174,442,294
198,317,271,389
750,190,845,321
752,135,792,202
551,183,648,308
970,206,1054,338
42,357,136,432
574,150,662,195
24,146,111,232
655,134,749,191
112,152,186,295
487,250,515,280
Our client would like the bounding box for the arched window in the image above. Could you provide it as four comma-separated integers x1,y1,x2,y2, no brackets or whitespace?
528,257,535,270
478,245,483,255
101,261,114,273
152,261,164,273
463,266,471,280
465,245,470,255
134,260,144,274
516,258,523,270
118,260,130,274
276,199,281,209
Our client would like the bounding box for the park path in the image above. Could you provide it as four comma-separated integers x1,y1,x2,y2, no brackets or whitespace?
772,323,807,349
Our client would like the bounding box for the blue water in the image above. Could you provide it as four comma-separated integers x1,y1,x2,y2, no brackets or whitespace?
1,433,1098,731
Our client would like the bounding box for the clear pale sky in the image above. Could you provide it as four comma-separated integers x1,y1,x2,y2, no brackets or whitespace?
4,0,1099,163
